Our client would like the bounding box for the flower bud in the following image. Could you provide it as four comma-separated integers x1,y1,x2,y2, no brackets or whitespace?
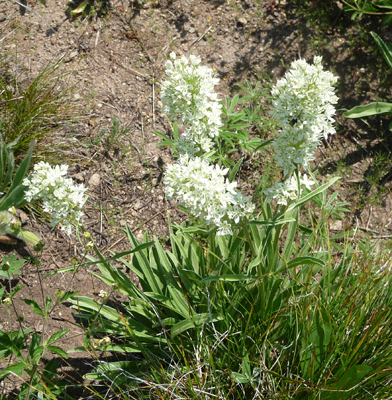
2,262,10,271
11,219,21,229
8,207,16,215
33,240,45,252
70,257,79,266
2,297,11,305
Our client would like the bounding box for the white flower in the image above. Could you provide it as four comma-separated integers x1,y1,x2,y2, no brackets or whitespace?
98,290,108,298
164,155,255,235
23,162,87,234
100,336,111,346
161,53,222,154
271,56,338,174
264,174,315,206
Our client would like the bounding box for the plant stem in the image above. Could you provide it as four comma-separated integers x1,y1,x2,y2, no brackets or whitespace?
25,364,38,400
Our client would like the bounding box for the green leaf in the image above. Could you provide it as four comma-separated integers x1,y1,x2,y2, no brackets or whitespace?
32,345,45,364
45,294,52,314
382,13,392,25
154,130,174,147
46,345,68,359
84,360,148,381
8,140,34,194
231,371,250,384
200,274,249,285
70,0,89,14
363,5,378,12
248,218,296,226
58,290,80,303
0,331,25,360
225,94,240,114
45,329,69,346
21,299,45,317
344,101,392,118
173,121,179,142
255,138,273,150
371,31,392,68
29,332,41,359
228,158,243,183
374,0,392,10
287,177,341,212
42,358,58,381
44,266,77,279
7,226,41,246
10,284,24,298
171,313,224,337
80,240,155,268
0,145,14,193
322,365,373,400
286,256,325,269
0,184,28,211
0,362,26,379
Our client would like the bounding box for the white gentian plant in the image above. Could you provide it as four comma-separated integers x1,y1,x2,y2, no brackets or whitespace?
69,54,385,400
23,162,87,234
161,55,339,235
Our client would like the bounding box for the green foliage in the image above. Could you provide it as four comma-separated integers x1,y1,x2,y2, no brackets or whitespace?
0,139,33,211
345,32,392,130
0,234,78,399
84,116,134,156
0,140,42,246
0,254,24,279
342,0,392,24
67,0,110,19
0,328,70,399
217,82,274,167
0,275,74,399
67,173,392,398
0,55,77,156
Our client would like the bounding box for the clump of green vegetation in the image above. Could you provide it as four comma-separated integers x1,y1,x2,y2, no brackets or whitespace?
67,0,110,19
0,54,78,157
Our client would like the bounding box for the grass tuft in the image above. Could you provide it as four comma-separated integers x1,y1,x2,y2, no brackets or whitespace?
0,53,79,159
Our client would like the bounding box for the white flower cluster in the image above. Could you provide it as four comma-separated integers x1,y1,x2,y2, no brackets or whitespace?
23,162,87,234
161,52,222,153
164,155,255,235
271,56,338,175
264,174,314,206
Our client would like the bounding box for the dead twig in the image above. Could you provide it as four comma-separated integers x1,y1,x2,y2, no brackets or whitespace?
189,26,212,49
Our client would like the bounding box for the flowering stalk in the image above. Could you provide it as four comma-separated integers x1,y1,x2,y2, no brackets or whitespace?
264,56,337,209
271,56,338,176
161,52,223,154
164,155,255,236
